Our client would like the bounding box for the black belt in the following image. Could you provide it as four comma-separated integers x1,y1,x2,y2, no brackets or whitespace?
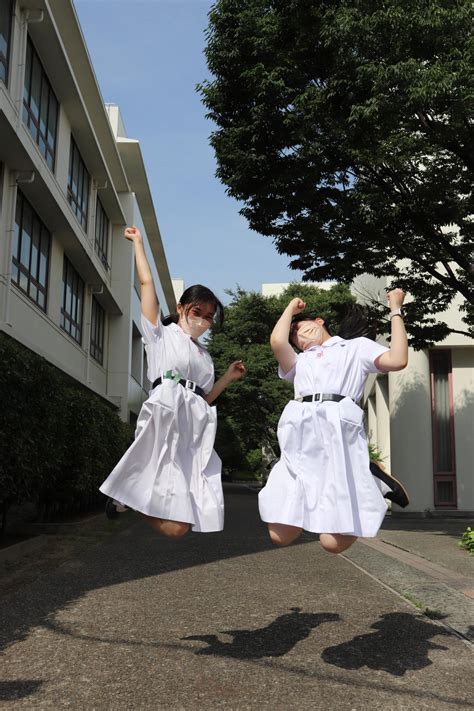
296,393,349,403
151,376,206,398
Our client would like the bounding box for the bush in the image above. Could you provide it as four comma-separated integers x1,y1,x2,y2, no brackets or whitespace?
459,527,474,555
0,332,133,521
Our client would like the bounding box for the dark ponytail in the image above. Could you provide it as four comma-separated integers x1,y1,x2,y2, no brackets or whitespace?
336,304,376,340
162,284,224,328
290,303,375,347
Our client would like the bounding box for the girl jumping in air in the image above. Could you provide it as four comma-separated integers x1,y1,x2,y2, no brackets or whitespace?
100,226,245,538
259,290,408,554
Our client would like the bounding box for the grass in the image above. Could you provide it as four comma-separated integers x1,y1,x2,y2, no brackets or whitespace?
402,592,445,620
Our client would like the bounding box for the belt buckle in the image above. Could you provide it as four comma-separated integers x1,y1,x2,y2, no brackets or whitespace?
185,379,197,392
314,393,321,402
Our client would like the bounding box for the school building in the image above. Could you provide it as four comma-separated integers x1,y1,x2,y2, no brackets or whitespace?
0,0,175,424
262,280,474,516
353,273,474,517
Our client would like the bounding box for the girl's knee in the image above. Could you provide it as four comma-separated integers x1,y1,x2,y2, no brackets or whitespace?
319,534,357,554
160,521,190,539
144,515,190,539
268,524,302,547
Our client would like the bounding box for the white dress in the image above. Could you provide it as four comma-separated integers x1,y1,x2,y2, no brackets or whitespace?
258,336,389,537
100,315,224,532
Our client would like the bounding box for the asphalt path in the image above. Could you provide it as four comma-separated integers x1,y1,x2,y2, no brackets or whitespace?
0,488,472,709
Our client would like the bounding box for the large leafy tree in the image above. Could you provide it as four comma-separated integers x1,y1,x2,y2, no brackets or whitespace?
208,283,355,474
200,0,474,345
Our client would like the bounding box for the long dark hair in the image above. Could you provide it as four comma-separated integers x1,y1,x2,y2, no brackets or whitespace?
162,284,224,329
289,304,375,348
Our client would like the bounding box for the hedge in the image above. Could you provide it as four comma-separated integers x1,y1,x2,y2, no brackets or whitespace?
0,331,133,522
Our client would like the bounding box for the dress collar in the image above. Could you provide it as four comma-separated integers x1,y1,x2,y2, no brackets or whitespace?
306,336,344,351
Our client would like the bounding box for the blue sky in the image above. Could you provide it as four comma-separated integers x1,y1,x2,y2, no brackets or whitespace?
74,0,304,305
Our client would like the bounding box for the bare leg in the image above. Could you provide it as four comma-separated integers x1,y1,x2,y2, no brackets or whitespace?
268,523,303,547
142,515,190,540
319,533,357,554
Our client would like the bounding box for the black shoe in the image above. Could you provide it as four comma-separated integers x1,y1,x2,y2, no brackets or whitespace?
105,498,125,520
369,461,410,508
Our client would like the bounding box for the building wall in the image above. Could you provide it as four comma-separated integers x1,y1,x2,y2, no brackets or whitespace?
0,0,174,422
354,274,474,514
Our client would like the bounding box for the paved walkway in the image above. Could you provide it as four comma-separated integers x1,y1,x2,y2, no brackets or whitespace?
0,490,473,709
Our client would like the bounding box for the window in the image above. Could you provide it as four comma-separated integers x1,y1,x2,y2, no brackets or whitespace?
11,191,50,311
430,350,457,508
0,0,13,85
90,297,105,365
131,323,142,384
68,137,90,230
60,257,84,345
22,38,58,171
94,198,109,270
134,262,141,297
143,344,152,391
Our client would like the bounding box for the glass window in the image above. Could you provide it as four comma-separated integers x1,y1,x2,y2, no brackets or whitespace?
131,323,143,384
11,191,51,311
430,350,457,508
94,198,110,270
67,138,90,231
22,38,58,171
0,0,13,85
61,257,84,345
90,297,105,365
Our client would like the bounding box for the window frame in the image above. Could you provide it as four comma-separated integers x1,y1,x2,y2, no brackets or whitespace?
60,257,85,345
22,37,59,171
94,197,110,270
90,296,105,365
0,0,14,86
429,349,457,509
67,137,90,231
11,190,51,312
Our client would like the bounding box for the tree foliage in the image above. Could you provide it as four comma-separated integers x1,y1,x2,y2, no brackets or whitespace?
200,0,474,344
207,283,355,474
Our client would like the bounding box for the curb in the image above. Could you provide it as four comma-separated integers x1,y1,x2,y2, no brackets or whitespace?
0,534,49,563
10,512,105,536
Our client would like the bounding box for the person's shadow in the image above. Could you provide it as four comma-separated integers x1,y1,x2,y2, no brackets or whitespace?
322,612,452,676
182,607,340,659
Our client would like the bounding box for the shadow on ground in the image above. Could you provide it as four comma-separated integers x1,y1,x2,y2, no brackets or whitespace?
183,607,340,658
0,490,316,654
322,612,452,676
0,680,44,701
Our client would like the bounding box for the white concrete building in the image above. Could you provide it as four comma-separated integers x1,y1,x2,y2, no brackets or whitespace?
0,0,175,424
262,281,337,297
353,274,474,517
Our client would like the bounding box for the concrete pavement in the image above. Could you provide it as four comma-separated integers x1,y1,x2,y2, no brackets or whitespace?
0,489,473,709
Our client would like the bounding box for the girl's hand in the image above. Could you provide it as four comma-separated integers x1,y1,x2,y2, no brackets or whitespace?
226,360,246,381
124,225,143,242
386,288,405,310
288,298,306,316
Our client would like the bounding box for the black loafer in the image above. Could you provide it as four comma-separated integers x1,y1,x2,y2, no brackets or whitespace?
369,461,410,508
105,497,120,520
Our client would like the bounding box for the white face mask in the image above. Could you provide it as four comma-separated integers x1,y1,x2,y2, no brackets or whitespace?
295,323,324,350
180,317,209,339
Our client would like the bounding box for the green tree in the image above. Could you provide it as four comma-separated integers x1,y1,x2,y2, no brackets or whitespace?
200,0,474,347
207,283,355,475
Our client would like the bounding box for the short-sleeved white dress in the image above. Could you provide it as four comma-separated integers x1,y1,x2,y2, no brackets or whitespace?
99,314,224,532
258,336,389,537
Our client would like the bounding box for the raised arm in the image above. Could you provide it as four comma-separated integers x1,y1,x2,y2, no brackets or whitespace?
270,298,305,374
205,360,246,405
375,289,408,372
125,226,159,324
